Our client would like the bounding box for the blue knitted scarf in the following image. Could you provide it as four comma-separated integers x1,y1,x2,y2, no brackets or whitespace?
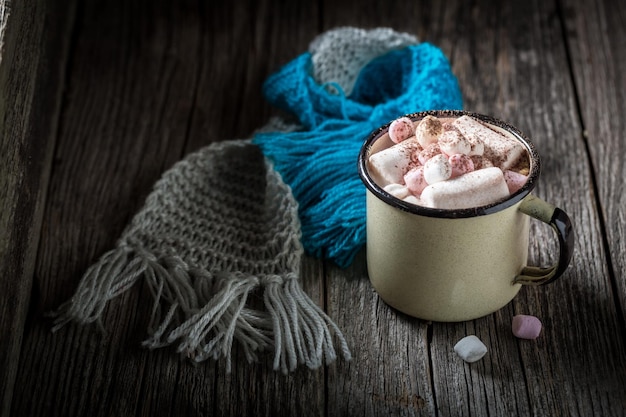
253,42,463,268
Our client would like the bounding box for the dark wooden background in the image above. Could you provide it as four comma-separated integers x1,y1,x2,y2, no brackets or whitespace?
1,0,625,416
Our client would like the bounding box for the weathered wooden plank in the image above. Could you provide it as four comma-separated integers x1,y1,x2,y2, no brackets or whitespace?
324,0,626,416
430,0,626,416
562,0,626,328
197,2,327,416
0,1,76,416
12,0,329,416
11,0,210,416
327,251,436,417
321,3,439,416
321,2,529,416
8,0,626,416
426,3,550,415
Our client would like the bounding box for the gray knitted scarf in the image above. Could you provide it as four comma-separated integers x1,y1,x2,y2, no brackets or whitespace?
52,27,419,372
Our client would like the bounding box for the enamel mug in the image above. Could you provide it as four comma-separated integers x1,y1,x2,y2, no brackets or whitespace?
358,110,574,322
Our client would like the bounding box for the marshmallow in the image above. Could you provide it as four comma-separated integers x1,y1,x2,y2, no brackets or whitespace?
388,117,415,144
467,135,485,156
454,335,488,363
448,154,474,178
512,315,542,339
415,115,443,147
368,137,421,185
403,195,421,205
420,167,510,209
470,155,494,170
417,143,442,165
439,129,471,156
383,183,411,199
423,154,451,185
403,166,428,196
503,170,528,194
453,115,526,170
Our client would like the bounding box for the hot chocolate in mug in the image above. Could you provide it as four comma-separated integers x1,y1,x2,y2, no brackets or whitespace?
358,110,574,322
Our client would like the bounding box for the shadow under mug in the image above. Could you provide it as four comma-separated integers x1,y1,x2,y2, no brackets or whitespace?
358,110,575,322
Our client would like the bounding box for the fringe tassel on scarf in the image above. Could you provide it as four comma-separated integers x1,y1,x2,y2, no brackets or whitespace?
51,140,351,373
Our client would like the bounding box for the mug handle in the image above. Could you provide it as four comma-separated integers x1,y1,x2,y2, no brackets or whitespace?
514,194,575,286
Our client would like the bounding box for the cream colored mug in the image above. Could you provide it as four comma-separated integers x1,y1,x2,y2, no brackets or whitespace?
358,110,574,322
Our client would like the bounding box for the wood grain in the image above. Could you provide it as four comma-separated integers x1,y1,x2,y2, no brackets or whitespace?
0,1,76,416
322,0,626,416
4,0,626,416
428,0,626,415
562,0,626,328
11,0,327,416
12,1,210,416
320,5,440,416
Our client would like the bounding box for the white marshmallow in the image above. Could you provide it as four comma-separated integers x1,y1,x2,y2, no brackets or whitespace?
454,335,488,363
452,115,526,170
383,183,410,199
420,167,510,209
439,129,471,156
403,195,421,205
388,117,415,144
423,154,451,185
467,135,485,156
368,137,421,185
415,115,443,147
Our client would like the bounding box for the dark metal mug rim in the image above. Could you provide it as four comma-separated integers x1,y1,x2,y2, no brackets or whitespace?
357,110,541,219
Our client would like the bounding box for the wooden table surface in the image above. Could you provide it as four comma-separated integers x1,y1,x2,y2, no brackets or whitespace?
2,0,625,416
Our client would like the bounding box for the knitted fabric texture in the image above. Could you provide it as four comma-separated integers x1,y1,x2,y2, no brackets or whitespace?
52,140,350,373
51,27,462,373
253,27,463,267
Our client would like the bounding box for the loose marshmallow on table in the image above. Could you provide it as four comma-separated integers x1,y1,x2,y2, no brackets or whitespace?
453,115,525,170
388,116,415,144
420,167,510,209
454,335,488,363
512,315,542,339
368,137,421,185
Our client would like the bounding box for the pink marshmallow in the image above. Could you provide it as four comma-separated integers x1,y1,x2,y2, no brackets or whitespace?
503,170,528,194
448,154,475,178
418,143,442,165
388,117,415,144
512,315,542,339
404,166,428,196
